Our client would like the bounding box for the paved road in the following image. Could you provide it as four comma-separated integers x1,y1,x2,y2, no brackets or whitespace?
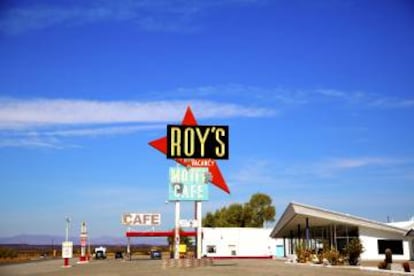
0,258,408,276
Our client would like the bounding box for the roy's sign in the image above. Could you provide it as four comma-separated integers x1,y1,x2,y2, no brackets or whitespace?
121,213,161,226
149,107,231,194
169,166,209,201
167,125,229,159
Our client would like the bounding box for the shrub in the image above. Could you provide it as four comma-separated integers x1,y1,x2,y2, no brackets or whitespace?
0,247,18,259
324,249,340,265
344,238,364,266
295,244,312,263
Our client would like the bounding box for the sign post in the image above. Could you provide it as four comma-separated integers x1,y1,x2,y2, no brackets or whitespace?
79,221,88,263
174,200,180,259
149,107,230,261
127,226,131,261
196,201,202,259
62,217,72,268
62,241,73,267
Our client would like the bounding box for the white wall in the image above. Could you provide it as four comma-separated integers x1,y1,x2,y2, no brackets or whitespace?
202,228,279,257
359,227,411,261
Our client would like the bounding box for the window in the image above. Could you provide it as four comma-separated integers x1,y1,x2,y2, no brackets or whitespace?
207,245,216,253
377,240,404,255
228,245,237,256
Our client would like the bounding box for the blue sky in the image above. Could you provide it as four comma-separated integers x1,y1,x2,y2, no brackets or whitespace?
0,0,413,239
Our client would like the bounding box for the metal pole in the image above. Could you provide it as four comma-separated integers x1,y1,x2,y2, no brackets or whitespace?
127,227,131,261
196,201,202,259
174,200,180,259
65,217,70,242
127,237,131,260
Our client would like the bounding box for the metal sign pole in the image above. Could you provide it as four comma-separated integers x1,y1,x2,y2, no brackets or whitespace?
174,200,180,259
196,201,202,259
127,227,131,261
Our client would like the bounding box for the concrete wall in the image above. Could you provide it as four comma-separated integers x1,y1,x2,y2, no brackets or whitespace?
359,226,411,261
202,228,279,257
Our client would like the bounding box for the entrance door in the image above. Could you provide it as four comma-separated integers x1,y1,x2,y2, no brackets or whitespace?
275,245,284,257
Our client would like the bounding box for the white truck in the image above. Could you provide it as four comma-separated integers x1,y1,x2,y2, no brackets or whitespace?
94,246,107,259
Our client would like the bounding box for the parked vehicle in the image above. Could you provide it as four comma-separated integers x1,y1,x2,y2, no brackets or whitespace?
94,246,107,260
150,250,161,259
115,251,123,259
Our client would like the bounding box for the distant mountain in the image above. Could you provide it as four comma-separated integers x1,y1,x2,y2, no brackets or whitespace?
0,234,65,245
0,234,167,246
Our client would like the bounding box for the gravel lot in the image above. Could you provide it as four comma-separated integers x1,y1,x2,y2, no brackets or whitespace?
0,257,411,276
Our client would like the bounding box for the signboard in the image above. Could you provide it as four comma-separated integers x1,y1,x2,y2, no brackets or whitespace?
167,125,229,159
169,167,209,201
121,213,161,226
179,219,199,228
62,241,73,258
149,107,231,194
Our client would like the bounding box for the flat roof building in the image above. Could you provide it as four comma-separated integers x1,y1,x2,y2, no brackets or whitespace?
270,202,414,261
202,227,278,258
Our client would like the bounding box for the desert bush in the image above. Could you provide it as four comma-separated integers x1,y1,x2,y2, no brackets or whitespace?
344,238,364,266
0,247,18,259
295,244,312,263
324,248,341,265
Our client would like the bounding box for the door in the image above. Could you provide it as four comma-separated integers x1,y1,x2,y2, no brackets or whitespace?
276,245,284,257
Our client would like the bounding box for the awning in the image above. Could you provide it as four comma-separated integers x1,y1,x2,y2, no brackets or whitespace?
270,202,407,238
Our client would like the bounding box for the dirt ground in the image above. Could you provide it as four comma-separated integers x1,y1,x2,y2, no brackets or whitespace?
0,257,413,276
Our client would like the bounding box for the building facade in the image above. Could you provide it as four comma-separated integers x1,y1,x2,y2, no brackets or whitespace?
202,227,279,258
270,202,414,261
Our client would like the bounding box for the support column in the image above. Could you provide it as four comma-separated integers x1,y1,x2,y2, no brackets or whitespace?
290,230,294,254
305,217,310,249
346,225,349,245
329,224,333,249
196,201,202,259
127,237,131,261
174,201,181,259
283,237,286,257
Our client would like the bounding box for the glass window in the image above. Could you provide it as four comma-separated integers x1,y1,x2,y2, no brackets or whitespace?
207,245,216,253
377,240,404,255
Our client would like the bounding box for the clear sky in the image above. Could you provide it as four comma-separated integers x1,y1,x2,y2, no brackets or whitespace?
0,0,413,239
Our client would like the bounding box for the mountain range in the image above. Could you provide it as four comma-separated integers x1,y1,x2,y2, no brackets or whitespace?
0,234,167,245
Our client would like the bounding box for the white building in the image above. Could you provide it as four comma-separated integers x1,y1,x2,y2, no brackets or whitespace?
270,202,414,261
202,227,279,258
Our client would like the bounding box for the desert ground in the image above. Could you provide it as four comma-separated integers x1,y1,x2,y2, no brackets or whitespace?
1,256,413,276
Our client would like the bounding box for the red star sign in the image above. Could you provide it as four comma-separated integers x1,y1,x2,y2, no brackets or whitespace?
148,106,230,194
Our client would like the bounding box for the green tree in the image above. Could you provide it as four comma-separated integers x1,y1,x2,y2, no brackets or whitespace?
245,193,276,227
225,203,244,226
203,212,216,227
202,193,276,227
